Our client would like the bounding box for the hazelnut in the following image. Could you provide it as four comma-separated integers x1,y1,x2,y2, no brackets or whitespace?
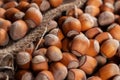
98,63,120,80
44,34,62,48
0,28,9,46
0,18,11,32
24,7,43,28
103,0,114,4
71,33,90,56
16,51,32,69
85,27,103,39
32,55,48,72
87,0,103,7
98,11,115,26
33,48,47,57
50,62,68,80
79,13,94,31
40,0,51,12
15,70,34,80
60,52,79,69
10,20,28,40
86,39,100,57
100,2,114,12
67,69,86,80
66,7,83,18
100,39,119,58
107,23,120,41
95,32,113,44
35,70,54,80
3,1,18,9
0,1,3,7
0,8,6,18
31,0,42,6
111,75,120,80
115,1,120,13
58,16,67,27
87,76,102,80
47,20,58,31
46,46,62,61
62,17,81,38
79,55,97,75
5,8,25,21
49,28,64,40
29,3,40,10
85,5,100,17
16,1,29,12
49,0,63,8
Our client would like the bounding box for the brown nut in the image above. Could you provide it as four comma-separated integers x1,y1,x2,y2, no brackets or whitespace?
15,70,34,80
67,69,86,80
85,27,103,39
103,0,115,4
107,23,120,41
58,16,67,27
10,20,28,40
33,48,47,57
50,62,68,80
3,1,18,9
31,0,42,6
44,34,62,49
95,32,113,44
100,2,114,12
100,39,119,58
0,28,9,46
86,39,100,57
0,1,3,7
35,70,54,80
66,7,83,18
98,63,120,80
87,76,102,80
71,33,90,56
62,17,81,38
98,11,115,26
24,7,43,28
79,13,94,31
5,8,25,21
115,1,120,13
79,55,97,75
40,0,50,12
87,0,103,7
85,5,100,17
16,1,29,12
95,55,107,66
60,52,79,69
0,18,11,32
46,46,62,61
0,8,6,18
47,20,58,31
49,28,64,40
49,0,63,8
32,55,48,72
110,75,120,80
16,51,32,69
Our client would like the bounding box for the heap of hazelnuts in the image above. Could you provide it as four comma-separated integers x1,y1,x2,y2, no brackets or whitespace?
14,0,120,80
0,0,63,47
